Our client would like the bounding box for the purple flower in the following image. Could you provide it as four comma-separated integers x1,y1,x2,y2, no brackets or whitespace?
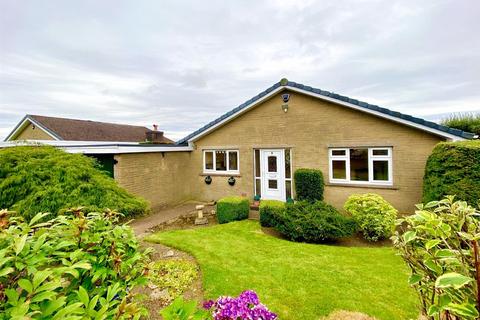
203,299,215,310
204,290,277,320
239,290,259,306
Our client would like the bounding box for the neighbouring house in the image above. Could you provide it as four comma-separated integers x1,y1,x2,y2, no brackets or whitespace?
3,114,174,177
2,79,475,213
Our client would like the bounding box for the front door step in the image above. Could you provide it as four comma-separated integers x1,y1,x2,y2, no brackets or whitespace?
248,210,259,220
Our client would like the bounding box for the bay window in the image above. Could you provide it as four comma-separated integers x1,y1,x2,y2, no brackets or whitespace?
329,147,392,185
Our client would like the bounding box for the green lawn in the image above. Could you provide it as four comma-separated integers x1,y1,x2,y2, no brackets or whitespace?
147,220,418,320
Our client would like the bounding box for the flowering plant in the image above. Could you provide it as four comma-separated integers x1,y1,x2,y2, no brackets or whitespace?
203,290,277,320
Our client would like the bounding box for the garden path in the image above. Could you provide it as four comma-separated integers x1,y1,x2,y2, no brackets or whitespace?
130,201,209,319
130,202,201,237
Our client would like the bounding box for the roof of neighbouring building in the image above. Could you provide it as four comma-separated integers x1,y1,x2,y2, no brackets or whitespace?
7,114,174,143
176,79,475,144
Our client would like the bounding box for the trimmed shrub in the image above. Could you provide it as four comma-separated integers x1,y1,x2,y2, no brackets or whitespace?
294,168,324,202
216,196,249,224
423,140,480,207
0,146,149,221
0,209,149,319
259,200,285,227
273,200,356,242
392,196,480,319
344,193,397,242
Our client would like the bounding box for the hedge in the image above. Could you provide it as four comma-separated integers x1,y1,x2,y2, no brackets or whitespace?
423,141,480,207
216,196,249,224
273,200,356,242
0,146,150,221
294,168,324,202
441,113,480,135
259,200,285,227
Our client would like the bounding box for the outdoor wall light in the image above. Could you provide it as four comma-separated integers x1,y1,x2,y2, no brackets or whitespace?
205,175,212,185
228,176,236,186
281,93,290,113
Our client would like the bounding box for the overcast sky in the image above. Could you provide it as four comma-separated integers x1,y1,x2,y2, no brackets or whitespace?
0,0,479,141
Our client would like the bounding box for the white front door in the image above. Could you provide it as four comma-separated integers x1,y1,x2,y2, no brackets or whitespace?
260,149,286,201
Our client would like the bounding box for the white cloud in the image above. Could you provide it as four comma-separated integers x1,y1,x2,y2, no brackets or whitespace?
0,0,479,141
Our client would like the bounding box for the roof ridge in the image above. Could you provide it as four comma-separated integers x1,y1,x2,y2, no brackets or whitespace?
176,79,474,144
283,80,474,139
28,114,152,130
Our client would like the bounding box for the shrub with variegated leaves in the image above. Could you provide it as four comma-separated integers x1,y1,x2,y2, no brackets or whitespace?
392,196,480,319
0,208,150,319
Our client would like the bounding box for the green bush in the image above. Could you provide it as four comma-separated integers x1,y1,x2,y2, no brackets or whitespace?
0,146,149,221
441,112,480,135
0,208,149,319
392,196,480,319
216,196,249,224
259,200,285,227
273,200,356,242
294,168,324,202
344,193,397,242
423,141,480,207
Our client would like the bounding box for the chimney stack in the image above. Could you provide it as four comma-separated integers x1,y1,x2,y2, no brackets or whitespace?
145,124,165,143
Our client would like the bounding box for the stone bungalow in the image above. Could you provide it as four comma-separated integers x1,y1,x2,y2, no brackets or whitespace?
3,79,474,213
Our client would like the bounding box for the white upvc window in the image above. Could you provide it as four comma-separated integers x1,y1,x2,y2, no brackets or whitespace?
329,147,393,185
203,150,239,174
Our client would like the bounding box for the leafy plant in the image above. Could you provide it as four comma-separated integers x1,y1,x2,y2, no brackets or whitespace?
0,208,150,319
160,297,209,320
149,259,198,302
441,112,480,135
344,193,397,241
216,196,249,224
0,146,149,221
294,168,324,202
423,140,480,208
259,200,285,227
392,196,480,319
273,200,356,242
203,290,277,320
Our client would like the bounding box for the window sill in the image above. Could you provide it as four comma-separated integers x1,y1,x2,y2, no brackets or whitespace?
200,173,241,177
325,183,398,190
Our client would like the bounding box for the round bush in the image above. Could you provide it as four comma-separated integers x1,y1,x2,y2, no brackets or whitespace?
294,168,324,202
344,193,397,242
0,146,149,221
423,141,480,207
273,200,356,242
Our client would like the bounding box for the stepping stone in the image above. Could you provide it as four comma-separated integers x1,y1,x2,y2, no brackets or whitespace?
163,250,175,258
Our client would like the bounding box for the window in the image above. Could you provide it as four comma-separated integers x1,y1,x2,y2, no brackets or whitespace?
203,150,239,174
329,147,392,185
284,149,292,199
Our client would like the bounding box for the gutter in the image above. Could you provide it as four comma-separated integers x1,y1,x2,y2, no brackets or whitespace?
0,140,193,154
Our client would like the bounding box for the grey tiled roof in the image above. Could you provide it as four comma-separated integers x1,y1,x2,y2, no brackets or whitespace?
176,79,474,144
